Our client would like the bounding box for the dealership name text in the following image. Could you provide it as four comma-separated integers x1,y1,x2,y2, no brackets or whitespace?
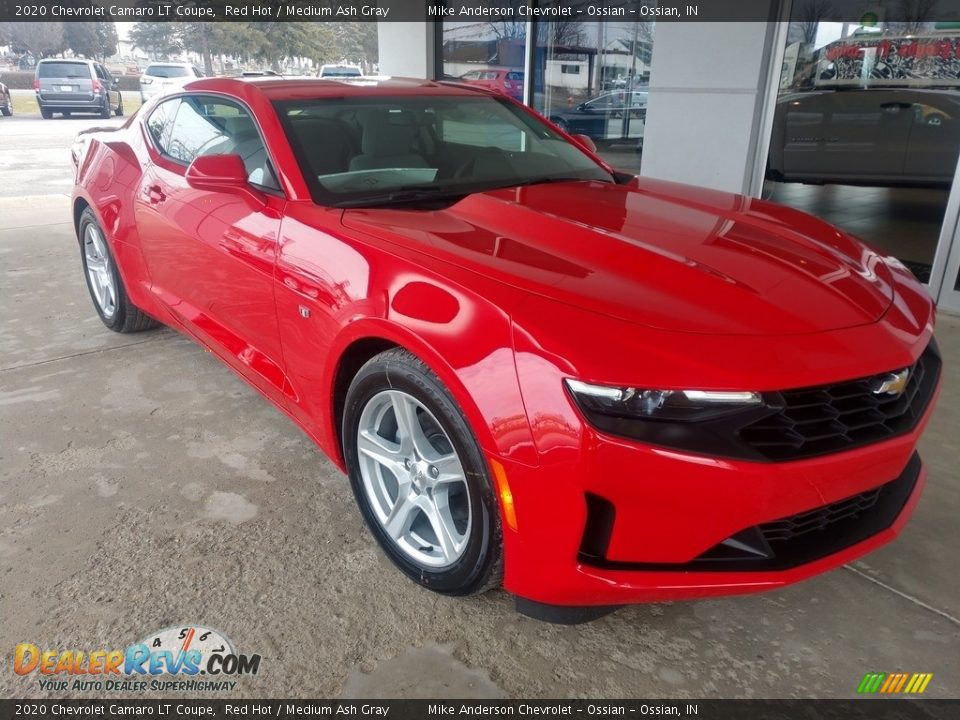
13,3,697,20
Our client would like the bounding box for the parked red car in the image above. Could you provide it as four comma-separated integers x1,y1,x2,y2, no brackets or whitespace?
71,77,940,622
457,67,524,101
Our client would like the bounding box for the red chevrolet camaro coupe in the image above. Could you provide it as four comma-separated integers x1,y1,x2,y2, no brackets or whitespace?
71,77,941,622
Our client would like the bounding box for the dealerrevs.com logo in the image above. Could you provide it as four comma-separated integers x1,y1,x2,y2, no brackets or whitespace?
14,625,261,693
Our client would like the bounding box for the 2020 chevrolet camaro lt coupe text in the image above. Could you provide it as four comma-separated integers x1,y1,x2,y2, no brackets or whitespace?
71,77,941,620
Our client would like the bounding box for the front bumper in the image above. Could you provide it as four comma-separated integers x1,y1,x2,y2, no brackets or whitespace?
495,381,938,608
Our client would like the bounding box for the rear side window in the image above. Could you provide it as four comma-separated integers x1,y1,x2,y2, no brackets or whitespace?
506,72,524,81
38,62,90,79
145,65,189,79
146,98,179,155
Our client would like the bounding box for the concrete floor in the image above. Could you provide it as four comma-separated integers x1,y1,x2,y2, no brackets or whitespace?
0,115,958,699
765,181,949,283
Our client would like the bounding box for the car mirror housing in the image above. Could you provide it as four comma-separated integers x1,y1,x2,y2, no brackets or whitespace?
185,154,265,208
572,134,598,154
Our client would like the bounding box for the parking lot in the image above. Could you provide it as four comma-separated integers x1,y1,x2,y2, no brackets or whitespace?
1,112,958,699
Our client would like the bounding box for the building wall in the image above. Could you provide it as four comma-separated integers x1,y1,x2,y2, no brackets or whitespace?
639,18,781,195
378,22,435,79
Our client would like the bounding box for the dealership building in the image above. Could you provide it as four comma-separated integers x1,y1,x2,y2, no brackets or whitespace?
377,0,960,314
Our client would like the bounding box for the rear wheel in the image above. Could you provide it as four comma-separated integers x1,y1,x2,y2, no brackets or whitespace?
40,106,52,119
343,348,503,596
0,93,11,116
115,96,124,117
99,99,111,119
79,208,159,333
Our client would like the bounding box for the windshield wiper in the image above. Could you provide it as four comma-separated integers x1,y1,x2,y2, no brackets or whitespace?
486,176,603,192
335,187,468,209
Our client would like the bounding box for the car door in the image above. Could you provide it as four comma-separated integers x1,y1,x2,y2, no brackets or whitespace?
94,64,116,111
902,91,960,183
135,93,288,401
779,90,914,182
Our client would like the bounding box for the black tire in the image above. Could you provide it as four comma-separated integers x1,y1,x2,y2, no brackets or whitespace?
62,110,71,118
1,93,11,116
99,100,111,119
115,96,124,117
40,106,52,119
343,348,503,596
78,208,159,333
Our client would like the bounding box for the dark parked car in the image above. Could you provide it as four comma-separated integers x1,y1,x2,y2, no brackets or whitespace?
768,88,960,187
549,91,647,144
35,59,123,119
0,77,11,117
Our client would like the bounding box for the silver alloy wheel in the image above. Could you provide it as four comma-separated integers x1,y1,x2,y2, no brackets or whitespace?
356,389,472,568
84,224,117,319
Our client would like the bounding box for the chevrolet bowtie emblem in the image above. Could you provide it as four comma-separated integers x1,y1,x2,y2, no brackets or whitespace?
873,368,910,396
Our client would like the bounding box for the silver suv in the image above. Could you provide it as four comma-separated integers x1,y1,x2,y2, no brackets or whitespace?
35,59,123,119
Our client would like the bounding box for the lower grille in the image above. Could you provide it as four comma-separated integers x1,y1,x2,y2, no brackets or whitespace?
760,487,882,544
578,452,921,572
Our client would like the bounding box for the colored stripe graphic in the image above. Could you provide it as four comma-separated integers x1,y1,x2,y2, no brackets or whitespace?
858,672,933,694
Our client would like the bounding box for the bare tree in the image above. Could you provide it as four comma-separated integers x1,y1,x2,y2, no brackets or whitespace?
889,0,940,32
487,21,526,40
0,21,65,57
793,0,836,45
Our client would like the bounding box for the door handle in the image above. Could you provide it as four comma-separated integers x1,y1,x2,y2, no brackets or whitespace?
146,185,166,204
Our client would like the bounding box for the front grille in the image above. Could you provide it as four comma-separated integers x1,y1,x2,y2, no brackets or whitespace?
739,341,941,461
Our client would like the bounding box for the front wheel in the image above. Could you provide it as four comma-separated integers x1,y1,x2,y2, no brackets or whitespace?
343,348,503,596
115,96,124,117
78,208,159,333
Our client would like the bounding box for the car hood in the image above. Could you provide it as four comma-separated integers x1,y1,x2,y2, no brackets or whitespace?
341,178,895,336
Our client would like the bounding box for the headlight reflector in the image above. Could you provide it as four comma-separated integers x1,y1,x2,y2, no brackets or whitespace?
565,379,762,423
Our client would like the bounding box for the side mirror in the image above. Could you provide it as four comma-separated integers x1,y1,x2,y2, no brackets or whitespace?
185,154,264,207
572,134,597,153
577,103,587,111
112,77,120,88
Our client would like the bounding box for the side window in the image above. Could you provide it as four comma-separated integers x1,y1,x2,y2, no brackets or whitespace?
94,64,107,81
166,94,280,191
146,98,180,155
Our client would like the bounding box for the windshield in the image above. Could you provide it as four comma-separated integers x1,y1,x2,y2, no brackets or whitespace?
323,67,362,77
146,65,189,78
275,94,613,208
38,62,90,79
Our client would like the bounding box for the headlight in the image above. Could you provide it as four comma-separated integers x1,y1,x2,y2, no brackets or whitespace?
565,379,762,423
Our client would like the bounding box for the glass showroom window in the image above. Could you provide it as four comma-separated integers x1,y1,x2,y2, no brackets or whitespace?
437,9,527,103
766,13,960,284
531,2,654,173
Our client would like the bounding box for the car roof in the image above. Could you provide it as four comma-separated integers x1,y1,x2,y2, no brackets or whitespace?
38,58,93,64
182,76,490,100
146,62,192,67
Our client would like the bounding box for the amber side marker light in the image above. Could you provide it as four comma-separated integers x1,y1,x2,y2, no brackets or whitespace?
489,458,518,532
